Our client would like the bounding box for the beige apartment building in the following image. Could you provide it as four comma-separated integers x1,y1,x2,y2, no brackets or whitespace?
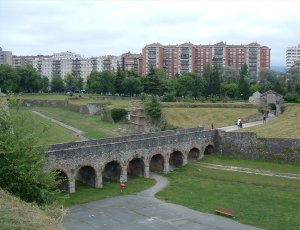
0,47,12,66
286,45,300,69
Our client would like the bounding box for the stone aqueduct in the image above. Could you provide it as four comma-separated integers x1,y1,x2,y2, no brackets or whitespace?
47,127,216,193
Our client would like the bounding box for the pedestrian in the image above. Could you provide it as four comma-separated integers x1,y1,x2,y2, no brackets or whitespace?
237,118,241,128
239,120,243,128
263,115,266,124
211,123,214,129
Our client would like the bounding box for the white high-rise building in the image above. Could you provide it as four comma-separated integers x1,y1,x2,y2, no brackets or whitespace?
286,45,300,69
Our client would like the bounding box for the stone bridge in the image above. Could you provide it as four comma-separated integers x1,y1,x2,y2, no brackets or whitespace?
47,127,216,193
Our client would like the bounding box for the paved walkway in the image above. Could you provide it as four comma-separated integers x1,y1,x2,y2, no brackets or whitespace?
32,111,89,141
218,115,275,132
63,173,261,230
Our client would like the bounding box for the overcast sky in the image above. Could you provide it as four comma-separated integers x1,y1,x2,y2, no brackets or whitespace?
0,0,299,66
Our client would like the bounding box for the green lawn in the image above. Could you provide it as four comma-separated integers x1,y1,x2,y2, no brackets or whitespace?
24,106,130,140
61,176,155,207
10,108,79,145
241,103,300,138
201,155,300,174
163,107,260,129
156,157,300,230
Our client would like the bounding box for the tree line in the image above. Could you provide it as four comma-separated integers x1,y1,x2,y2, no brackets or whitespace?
0,62,299,102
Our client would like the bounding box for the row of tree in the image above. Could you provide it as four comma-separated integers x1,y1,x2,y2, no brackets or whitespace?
0,62,299,101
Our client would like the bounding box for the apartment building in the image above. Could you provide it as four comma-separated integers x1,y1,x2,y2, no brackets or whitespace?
142,42,270,78
121,52,142,75
0,47,12,66
286,45,300,69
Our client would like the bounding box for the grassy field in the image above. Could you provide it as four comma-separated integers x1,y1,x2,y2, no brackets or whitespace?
156,156,300,230
61,176,155,207
241,103,300,138
201,156,300,174
0,188,66,230
163,107,261,129
23,106,130,140
10,108,79,145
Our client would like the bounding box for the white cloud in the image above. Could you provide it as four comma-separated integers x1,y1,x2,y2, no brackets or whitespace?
0,0,299,66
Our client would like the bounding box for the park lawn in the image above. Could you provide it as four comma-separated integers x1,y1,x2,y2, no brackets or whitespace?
10,108,79,145
25,106,130,139
61,176,155,207
201,155,300,174
241,103,300,139
156,161,300,230
163,107,260,129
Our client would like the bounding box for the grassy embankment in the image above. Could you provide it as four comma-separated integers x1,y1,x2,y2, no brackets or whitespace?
21,106,130,141
163,107,261,130
0,188,66,230
241,103,300,138
10,108,79,145
157,156,300,230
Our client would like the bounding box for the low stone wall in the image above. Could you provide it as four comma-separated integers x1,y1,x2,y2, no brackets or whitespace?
217,130,300,163
23,99,105,116
48,126,205,151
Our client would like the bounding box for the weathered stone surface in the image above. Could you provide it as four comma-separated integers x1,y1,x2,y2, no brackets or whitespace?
47,127,299,193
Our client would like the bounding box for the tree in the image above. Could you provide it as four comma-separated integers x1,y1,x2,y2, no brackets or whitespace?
50,75,64,92
143,66,165,96
115,66,126,96
222,83,239,98
16,65,42,93
239,64,251,99
210,60,222,95
64,73,76,92
145,96,162,121
0,64,19,92
123,75,143,97
86,71,100,93
98,70,115,95
0,99,59,205
203,64,212,96
40,76,49,92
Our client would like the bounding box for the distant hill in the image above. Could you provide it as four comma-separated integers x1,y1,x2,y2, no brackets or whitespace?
270,66,285,73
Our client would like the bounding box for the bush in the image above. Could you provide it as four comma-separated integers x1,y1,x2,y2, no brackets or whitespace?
139,92,147,101
111,108,128,123
161,92,176,102
145,96,162,121
0,103,59,205
207,94,220,103
284,93,300,103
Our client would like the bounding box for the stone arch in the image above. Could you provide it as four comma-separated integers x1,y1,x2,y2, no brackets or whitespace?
188,147,200,162
150,154,164,172
55,169,69,192
76,165,97,187
169,151,183,169
127,158,145,177
102,161,122,181
204,144,214,155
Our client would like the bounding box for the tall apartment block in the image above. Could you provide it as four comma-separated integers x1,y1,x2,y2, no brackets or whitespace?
0,47,12,66
142,42,270,78
286,45,300,69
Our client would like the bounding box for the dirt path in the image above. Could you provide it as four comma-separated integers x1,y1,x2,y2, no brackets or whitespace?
32,111,89,141
195,162,300,179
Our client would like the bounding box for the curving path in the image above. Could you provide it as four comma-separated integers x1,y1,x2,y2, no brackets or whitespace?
63,173,261,230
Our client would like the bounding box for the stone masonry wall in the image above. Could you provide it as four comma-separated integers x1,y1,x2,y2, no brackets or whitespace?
48,126,204,151
217,130,300,163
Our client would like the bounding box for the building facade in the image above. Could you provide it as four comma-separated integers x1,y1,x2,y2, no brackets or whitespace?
286,45,300,69
121,52,142,75
0,47,12,66
142,42,270,78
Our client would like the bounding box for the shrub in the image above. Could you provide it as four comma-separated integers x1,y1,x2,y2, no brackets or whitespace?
111,108,128,123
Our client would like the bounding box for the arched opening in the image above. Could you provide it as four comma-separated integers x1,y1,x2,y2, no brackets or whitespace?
55,170,69,192
103,161,122,181
188,148,200,162
204,145,214,155
128,158,144,177
76,166,96,187
150,154,164,172
169,151,183,169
